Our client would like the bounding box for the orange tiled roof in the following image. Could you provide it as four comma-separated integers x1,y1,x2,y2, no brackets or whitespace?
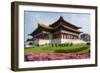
38,24,53,30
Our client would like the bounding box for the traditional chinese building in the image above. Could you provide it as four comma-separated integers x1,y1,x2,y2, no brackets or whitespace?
80,33,90,42
29,16,86,45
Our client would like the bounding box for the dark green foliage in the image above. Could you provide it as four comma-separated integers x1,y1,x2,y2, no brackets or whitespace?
88,49,90,53
58,43,69,47
29,42,33,45
37,44,39,47
52,44,54,47
54,46,89,53
87,42,90,45
70,43,73,46
51,43,74,47
55,44,57,47
65,43,69,46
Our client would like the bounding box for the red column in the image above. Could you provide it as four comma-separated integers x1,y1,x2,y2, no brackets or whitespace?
61,33,63,39
70,34,71,39
69,34,70,39
78,35,80,39
62,34,63,39
72,35,73,39
63,34,64,39
67,34,69,39
59,33,61,39
66,34,67,39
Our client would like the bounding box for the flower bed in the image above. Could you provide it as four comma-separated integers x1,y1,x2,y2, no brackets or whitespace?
25,53,90,61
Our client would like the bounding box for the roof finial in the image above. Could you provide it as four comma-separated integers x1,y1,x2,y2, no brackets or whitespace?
59,16,64,20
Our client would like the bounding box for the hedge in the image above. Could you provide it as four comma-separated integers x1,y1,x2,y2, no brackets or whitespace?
54,46,89,53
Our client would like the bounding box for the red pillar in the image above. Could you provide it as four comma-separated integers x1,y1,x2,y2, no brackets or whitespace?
66,34,67,39
68,34,69,39
63,33,64,39
69,34,70,39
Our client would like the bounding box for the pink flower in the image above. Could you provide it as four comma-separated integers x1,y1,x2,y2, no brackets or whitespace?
25,53,90,61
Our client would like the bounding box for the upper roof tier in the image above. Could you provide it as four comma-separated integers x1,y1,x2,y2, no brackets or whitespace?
50,16,81,29
38,23,82,33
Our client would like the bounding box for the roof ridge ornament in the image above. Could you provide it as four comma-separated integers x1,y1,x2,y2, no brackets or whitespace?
59,16,64,20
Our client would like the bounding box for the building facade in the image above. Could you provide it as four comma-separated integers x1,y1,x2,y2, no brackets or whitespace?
80,33,90,43
30,16,86,45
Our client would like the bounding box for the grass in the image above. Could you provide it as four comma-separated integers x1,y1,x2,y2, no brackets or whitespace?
24,44,90,54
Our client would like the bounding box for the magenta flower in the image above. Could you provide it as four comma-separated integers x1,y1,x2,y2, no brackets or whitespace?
25,53,90,61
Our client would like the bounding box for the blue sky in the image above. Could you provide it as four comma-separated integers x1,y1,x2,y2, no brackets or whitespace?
24,11,91,41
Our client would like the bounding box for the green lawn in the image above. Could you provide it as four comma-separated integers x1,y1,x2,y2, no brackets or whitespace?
24,44,90,54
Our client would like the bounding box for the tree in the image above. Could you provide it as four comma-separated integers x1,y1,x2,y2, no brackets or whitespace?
80,33,90,42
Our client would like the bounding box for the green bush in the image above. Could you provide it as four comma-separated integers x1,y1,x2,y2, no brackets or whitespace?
29,42,33,45
37,44,39,47
52,44,54,47
58,44,62,47
55,44,58,47
54,46,89,53
65,43,69,46
55,43,73,47
88,49,90,53
87,42,90,45
70,43,73,46
58,44,61,46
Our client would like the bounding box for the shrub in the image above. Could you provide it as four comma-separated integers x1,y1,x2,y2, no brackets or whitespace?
58,44,61,46
65,43,69,46
58,44,62,47
70,43,73,46
88,49,90,53
29,42,33,45
54,46,89,53
52,44,54,47
87,42,90,45
55,44,58,47
37,44,39,47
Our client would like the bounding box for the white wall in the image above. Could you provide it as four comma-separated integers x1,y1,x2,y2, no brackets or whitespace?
51,39,86,44
51,39,61,44
0,0,100,73
61,39,86,44
34,39,50,45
